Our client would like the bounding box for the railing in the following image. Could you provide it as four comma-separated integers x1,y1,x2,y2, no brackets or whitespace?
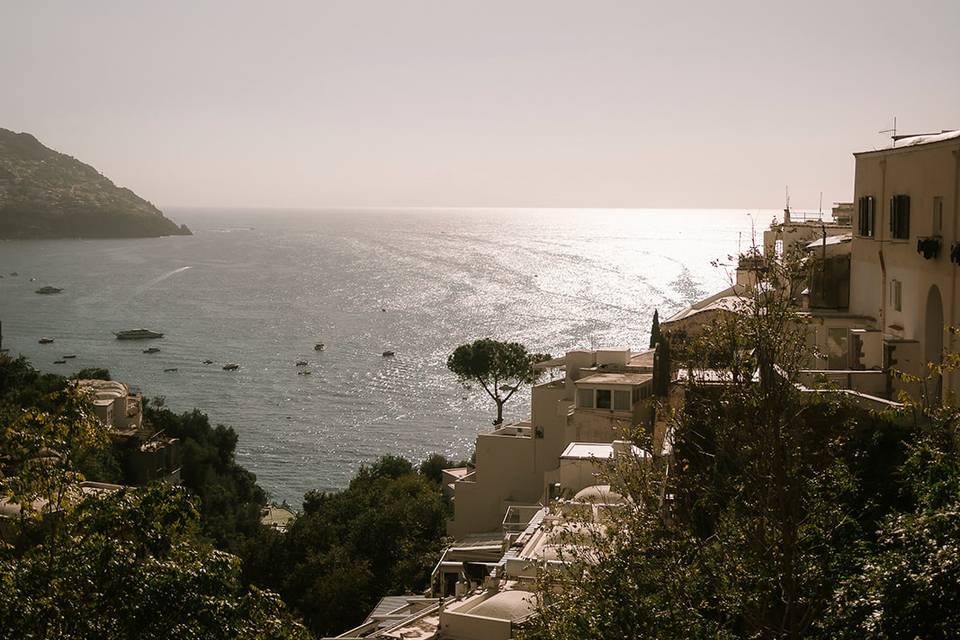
917,236,942,260
501,505,544,533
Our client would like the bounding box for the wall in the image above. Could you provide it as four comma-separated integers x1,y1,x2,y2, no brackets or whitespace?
850,138,960,399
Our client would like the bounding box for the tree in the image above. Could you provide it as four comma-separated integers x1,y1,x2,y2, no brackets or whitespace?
245,455,451,637
522,242,921,639
447,338,550,425
0,383,309,640
649,308,662,348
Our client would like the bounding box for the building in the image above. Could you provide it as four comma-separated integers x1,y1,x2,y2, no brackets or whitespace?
327,480,628,640
665,128,960,407
74,377,182,484
445,347,659,538
75,378,143,435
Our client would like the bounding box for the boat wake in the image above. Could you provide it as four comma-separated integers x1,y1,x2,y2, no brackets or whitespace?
141,266,192,290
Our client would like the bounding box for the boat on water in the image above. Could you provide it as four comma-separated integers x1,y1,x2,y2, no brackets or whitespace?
202,359,214,364
143,347,161,354
54,360,66,364
38,337,54,344
222,363,240,370
314,343,325,351
35,286,63,294
296,360,308,366
382,350,395,357
164,368,178,373
298,370,312,375
114,329,164,340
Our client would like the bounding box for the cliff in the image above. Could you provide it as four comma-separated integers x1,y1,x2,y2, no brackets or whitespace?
0,128,191,238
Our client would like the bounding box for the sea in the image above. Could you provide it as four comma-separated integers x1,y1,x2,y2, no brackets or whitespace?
0,208,765,505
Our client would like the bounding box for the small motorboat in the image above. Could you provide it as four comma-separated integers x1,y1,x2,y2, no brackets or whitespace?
38,337,55,344
202,359,214,364
9,272,18,276
143,347,161,354
382,350,395,357
53,360,66,364
63,354,77,359
298,370,312,375
114,329,164,340
222,363,240,371
164,368,178,373
296,360,308,366
314,343,325,351
35,286,64,294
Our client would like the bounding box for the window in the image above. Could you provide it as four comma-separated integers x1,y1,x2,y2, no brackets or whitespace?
613,390,631,411
775,239,784,257
934,196,944,236
827,327,849,370
890,195,910,240
577,388,594,409
858,196,875,237
891,279,902,312
596,389,612,409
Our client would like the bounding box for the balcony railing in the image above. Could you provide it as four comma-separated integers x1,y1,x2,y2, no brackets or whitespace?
917,236,942,260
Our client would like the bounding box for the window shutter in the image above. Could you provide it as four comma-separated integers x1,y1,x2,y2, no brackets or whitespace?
903,195,910,238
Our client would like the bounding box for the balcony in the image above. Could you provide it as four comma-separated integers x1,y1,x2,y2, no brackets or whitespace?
917,236,942,260
490,421,533,438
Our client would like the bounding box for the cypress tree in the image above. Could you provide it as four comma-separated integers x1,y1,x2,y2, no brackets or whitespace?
649,309,662,348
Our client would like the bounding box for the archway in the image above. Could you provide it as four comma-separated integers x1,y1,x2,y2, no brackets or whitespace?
925,285,944,403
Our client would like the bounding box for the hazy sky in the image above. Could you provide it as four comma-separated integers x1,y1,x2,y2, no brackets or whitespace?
2,1,958,211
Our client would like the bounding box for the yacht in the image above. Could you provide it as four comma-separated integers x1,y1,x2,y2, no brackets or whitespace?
35,286,63,294
38,337,55,344
114,329,164,340
223,363,240,370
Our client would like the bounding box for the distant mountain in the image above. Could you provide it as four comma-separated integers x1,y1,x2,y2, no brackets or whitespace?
0,128,190,239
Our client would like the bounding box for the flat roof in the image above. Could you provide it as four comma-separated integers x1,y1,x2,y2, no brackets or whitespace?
855,129,960,155
561,442,646,460
575,372,651,386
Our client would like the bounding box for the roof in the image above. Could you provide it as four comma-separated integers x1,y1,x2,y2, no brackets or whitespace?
662,284,747,326
468,590,536,621
629,348,656,368
573,484,626,504
560,442,647,460
561,443,616,460
805,233,852,250
856,129,960,155
575,372,651,386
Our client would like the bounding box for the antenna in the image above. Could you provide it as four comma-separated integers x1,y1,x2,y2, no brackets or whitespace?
819,191,823,219
879,116,897,146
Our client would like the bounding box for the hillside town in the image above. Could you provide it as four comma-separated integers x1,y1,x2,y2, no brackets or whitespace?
319,130,960,639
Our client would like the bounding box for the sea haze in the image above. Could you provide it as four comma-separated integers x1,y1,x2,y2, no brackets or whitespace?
1,208,764,504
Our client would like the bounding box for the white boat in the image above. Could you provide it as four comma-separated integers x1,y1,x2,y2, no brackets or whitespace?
114,329,164,340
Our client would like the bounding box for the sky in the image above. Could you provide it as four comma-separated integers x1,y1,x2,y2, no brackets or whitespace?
2,1,958,211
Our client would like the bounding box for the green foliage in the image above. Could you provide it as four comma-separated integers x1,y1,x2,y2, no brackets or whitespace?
0,485,310,640
649,308,662,348
447,338,550,425
143,404,267,552
523,246,953,639
821,419,960,638
243,455,451,638
72,366,111,380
